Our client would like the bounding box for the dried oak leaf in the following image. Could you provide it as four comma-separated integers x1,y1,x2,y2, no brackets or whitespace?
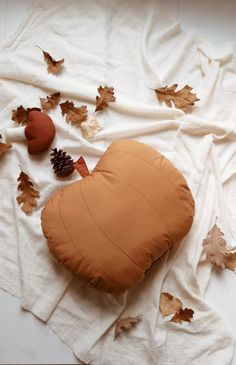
159,292,183,316
0,142,12,159
16,171,40,214
12,106,41,126
95,86,116,112
202,224,228,269
169,308,194,324
60,101,88,125
40,92,61,110
114,316,141,340
37,46,64,74
155,84,199,110
224,251,236,272
12,105,29,126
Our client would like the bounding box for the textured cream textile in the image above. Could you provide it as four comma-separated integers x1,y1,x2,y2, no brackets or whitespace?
0,1,236,364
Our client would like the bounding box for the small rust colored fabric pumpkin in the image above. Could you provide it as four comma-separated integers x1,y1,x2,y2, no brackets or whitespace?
41,140,195,293
25,110,56,154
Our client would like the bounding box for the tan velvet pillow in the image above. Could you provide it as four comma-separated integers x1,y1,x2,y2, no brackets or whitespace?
41,140,195,293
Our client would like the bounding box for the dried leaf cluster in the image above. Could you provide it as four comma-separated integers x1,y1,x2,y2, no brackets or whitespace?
59,85,115,138
11,84,115,139
202,223,236,271
114,316,141,340
10,49,116,140
8,50,115,214
16,171,40,214
155,84,199,111
160,292,194,324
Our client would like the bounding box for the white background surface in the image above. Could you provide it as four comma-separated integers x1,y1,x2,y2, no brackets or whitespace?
0,0,236,363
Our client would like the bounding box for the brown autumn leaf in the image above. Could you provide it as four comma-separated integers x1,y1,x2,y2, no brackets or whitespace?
0,142,12,159
155,84,199,110
43,51,64,74
60,101,88,125
36,46,64,74
160,292,194,325
224,251,236,272
95,86,116,112
12,105,29,126
40,92,61,110
12,106,41,126
73,156,90,178
169,308,194,324
202,224,228,269
159,292,183,316
16,171,40,214
114,316,141,340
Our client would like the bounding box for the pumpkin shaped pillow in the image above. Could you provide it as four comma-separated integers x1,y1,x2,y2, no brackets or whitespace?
41,140,195,293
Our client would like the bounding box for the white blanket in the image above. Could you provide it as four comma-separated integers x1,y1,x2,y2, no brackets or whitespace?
0,0,236,364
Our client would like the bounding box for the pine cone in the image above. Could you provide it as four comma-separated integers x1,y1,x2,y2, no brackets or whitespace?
50,148,75,177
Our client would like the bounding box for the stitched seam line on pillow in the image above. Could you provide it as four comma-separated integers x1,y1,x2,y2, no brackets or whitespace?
99,169,174,248
103,149,186,242
106,150,183,193
79,183,144,271
57,195,105,278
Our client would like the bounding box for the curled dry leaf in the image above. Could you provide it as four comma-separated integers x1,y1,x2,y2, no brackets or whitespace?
95,86,116,112
12,106,41,126
73,156,90,178
40,92,61,110
224,251,236,272
80,114,102,139
16,171,40,214
60,101,88,125
202,224,228,269
36,46,64,74
114,316,141,340
159,292,183,316
155,84,199,110
0,142,12,159
169,308,194,324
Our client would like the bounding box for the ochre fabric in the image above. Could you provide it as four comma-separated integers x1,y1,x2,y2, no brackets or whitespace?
41,140,195,293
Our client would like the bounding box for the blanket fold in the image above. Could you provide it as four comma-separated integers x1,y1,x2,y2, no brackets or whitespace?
0,1,236,364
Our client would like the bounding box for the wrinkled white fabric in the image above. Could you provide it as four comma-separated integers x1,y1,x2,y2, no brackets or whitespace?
0,0,236,364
